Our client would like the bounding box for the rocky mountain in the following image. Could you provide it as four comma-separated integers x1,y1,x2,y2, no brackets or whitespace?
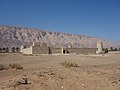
0,25,119,48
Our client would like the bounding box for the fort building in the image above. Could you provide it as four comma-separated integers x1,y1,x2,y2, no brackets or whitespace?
20,42,103,55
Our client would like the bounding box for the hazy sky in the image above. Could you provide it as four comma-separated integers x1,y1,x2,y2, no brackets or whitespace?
0,0,120,42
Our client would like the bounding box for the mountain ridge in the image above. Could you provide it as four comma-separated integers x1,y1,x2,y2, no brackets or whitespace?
0,25,119,48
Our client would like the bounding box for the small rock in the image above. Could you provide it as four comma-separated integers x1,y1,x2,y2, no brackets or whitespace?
111,81,118,84
22,75,28,84
61,86,63,88
82,84,84,86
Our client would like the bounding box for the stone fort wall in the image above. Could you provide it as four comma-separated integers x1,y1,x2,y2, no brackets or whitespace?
32,47,97,54
33,46,50,54
21,42,98,54
64,48,97,54
50,47,62,54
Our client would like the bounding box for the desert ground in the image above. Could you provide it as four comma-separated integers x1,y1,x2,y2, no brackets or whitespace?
0,53,120,90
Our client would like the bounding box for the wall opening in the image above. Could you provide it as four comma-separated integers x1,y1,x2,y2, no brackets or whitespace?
63,49,69,54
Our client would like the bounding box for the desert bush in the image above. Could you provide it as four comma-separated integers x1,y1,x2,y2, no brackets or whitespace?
61,61,79,68
0,63,23,71
0,64,8,70
9,63,23,69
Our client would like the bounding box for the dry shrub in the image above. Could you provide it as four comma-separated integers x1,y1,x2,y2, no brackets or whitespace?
9,63,23,69
0,63,23,71
0,64,8,70
61,61,79,68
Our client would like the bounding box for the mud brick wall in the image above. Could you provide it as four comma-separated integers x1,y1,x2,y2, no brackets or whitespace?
50,47,62,54
65,48,97,54
32,46,97,54
33,46,49,54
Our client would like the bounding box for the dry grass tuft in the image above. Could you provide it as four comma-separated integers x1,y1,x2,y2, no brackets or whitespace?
0,63,23,71
61,61,79,68
0,64,8,70
9,63,23,69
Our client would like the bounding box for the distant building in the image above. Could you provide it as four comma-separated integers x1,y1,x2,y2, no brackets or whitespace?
20,42,98,55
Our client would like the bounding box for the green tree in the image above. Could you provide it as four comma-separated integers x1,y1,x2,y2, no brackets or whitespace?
0,48,2,52
2,48,6,53
105,48,108,53
12,47,15,52
6,48,9,52
110,47,113,51
114,48,118,51
16,47,19,52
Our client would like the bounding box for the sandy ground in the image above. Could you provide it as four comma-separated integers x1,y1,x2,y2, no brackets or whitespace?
0,53,120,90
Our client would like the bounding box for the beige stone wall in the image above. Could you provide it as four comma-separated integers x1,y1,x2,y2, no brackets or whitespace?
49,47,97,54
28,42,97,55
33,46,49,54
96,42,104,54
22,46,33,54
64,48,97,54
50,47,62,54
23,46,97,55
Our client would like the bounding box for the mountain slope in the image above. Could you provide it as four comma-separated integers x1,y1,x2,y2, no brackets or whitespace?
0,25,119,48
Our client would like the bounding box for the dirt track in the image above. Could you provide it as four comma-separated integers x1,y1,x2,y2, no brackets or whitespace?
0,53,120,90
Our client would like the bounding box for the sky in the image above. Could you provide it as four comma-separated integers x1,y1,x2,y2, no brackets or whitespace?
0,0,120,42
